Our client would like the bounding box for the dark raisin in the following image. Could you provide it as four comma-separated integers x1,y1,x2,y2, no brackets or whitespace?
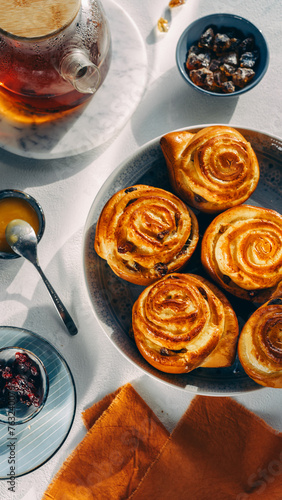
157,230,170,240
126,198,138,207
154,262,168,277
190,68,214,89
198,27,214,49
133,262,141,272
198,287,208,300
239,37,255,53
222,275,231,284
160,347,186,355
186,53,202,70
209,58,222,72
125,187,137,193
176,248,186,257
176,237,192,257
213,70,228,87
117,241,135,254
221,80,236,93
213,33,231,54
232,67,255,88
229,37,241,51
175,213,181,229
222,51,238,66
194,194,208,203
220,63,237,76
186,51,211,70
240,51,259,69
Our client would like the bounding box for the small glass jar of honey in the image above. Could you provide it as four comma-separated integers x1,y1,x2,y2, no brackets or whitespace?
0,189,45,258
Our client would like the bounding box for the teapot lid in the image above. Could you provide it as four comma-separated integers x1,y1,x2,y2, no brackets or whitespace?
0,0,81,39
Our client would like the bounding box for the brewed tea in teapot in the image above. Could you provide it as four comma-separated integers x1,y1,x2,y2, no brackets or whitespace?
0,0,111,114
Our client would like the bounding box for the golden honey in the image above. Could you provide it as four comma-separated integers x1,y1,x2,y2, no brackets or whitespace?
0,197,40,253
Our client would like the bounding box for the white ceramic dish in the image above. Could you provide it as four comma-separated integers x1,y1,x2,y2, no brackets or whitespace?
83,125,282,396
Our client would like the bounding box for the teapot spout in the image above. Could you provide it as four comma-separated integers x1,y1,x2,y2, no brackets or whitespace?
59,49,101,94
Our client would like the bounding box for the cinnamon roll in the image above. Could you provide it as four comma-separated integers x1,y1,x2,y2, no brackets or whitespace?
160,126,260,213
238,282,282,387
132,273,239,374
94,185,199,286
201,205,282,302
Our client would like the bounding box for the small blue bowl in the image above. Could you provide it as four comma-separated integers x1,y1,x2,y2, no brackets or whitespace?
176,13,269,97
0,189,45,259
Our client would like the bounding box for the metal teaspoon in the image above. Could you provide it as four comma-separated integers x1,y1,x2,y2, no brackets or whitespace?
5,219,78,336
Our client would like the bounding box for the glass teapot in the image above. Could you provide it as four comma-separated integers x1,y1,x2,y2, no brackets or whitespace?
0,0,111,114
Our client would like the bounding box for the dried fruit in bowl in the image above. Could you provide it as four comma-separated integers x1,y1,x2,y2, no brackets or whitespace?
185,26,259,93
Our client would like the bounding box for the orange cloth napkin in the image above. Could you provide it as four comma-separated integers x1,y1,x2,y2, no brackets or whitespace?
43,383,169,500
43,384,282,500
130,394,282,500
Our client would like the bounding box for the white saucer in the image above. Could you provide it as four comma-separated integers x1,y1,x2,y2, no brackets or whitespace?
0,326,76,478
0,0,148,159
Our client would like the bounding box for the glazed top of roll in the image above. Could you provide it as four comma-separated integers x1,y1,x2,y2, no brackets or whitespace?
94,185,199,285
201,204,282,302
160,126,260,213
132,273,238,374
238,282,282,388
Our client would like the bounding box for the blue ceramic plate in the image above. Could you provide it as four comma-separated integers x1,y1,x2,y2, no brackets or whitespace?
176,13,269,97
0,326,76,479
83,125,282,396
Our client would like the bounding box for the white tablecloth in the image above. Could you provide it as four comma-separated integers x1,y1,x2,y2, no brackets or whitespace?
0,0,281,498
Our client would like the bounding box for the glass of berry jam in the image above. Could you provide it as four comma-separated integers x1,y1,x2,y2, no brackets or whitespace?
0,347,49,425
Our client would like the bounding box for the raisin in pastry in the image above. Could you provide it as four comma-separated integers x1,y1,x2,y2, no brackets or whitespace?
94,185,199,285
132,273,239,374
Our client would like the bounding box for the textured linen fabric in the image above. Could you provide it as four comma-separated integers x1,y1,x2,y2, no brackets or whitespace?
43,384,282,500
43,383,169,500
130,395,282,500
